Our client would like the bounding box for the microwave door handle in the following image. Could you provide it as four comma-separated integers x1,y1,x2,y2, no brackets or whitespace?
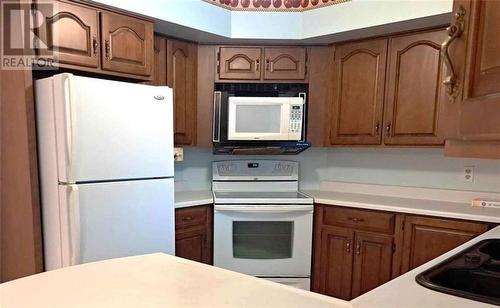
213,91,222,142
299,92,307,142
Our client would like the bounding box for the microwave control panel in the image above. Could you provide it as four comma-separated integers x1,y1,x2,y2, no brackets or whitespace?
289,104,303,133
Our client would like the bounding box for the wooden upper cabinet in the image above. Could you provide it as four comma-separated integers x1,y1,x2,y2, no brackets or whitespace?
100,11,153,76
384,30,447,145
401,215,489,273
451,0,500,141
168,39,197,145
218,47,262,80
318,226,354,300
263,47,307,80
351,232,393,298
150,36,167,86
36,1,99,68
330,39,388,145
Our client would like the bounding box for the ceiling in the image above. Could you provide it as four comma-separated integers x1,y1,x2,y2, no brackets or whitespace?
202,0,351,12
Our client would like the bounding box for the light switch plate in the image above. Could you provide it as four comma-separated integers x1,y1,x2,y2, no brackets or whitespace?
174,147,184,162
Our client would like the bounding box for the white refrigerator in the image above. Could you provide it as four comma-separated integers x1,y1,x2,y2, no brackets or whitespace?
35,73,175,270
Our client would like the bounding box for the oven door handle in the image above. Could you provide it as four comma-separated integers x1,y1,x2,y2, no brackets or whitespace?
214,205,313,214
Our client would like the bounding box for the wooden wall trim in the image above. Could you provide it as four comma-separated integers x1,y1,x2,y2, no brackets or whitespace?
0,67,43,282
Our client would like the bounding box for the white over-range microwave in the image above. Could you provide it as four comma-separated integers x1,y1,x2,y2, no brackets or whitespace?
212,85,310,154
227,96,304,141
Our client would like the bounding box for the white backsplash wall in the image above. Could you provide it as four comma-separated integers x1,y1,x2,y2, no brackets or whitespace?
325,148,500,193
175,147,500,193
174,147,328,191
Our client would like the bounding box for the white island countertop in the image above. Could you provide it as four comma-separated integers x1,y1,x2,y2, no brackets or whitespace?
0,254,352,308
352,225,500,308
175,191,213,209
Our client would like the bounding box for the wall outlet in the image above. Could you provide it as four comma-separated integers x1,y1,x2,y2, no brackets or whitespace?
174,147,184,162
463,166,474,183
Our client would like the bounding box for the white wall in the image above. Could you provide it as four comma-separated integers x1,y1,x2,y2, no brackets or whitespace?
175,147,500,193
91,0,452,41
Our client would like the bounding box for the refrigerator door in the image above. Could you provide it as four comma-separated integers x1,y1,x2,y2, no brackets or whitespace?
47,179,175,270
51,73,174,183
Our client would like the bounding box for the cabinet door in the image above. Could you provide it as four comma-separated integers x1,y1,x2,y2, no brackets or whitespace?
318,226,354,300
263,47,307,80
175,228,210,264
330,39,388,145
150,36,167,86
351,232,393,298
384,30,447,145
401,215,489,273
36,1,99,68
167,40,197,145
175,205,212,264
218,47,262,80
455,0,500,140
100,12,153,76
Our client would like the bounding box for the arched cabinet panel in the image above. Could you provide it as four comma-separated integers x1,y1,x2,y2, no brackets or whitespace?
218,47,262,80
384,29,447,145
36,1,99,68
167,40,198,145
100,11,153,76
330,39,388,145
263,47,307,80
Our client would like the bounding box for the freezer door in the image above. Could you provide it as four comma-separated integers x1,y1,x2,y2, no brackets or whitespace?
52,73,174,183
48,179,175,269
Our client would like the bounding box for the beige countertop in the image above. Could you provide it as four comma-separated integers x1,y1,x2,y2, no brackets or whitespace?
174,191,213,209
303,181,500,223
303,190,500,223
0,254,352,308
351,225,500,308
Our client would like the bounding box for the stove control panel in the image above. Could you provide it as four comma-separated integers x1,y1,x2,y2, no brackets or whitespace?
213,160,298,180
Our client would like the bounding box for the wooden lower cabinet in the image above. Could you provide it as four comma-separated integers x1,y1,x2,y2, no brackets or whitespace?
318,225,354,300
313,204,491,300
400,215,489,273
175,205,213,264
313,205,395,300
351,231,393,298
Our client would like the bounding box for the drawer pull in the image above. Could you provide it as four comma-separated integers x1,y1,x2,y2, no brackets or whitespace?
356,242,361,255
346,240,351,253
92,37,98,55
181,216,194,222
348,217,365,223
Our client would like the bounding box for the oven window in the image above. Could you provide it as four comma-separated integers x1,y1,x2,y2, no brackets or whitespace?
233,221,293,259
235,105,281,133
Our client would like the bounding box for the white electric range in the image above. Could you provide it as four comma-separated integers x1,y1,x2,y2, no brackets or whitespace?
212,160,313,290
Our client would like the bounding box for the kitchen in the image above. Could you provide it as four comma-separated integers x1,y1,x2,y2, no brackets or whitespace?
1,0,500,307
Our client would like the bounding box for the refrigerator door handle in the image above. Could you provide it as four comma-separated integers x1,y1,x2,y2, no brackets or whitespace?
63,75,73,175
67,185,80,265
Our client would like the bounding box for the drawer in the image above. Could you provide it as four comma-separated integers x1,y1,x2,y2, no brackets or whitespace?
175,206,208,230
321,205,395,234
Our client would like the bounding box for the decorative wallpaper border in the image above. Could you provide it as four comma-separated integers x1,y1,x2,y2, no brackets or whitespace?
202,0,352,12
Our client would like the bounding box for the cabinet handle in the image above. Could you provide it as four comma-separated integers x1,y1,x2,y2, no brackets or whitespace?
356,242,361,255
386,122,392,137
375,122,380,135
441,5,466,99
348,217,365,223
105,39,110,60
92,37,98,56
346,240,351,253
266,59,270,71
255,59,260,72
182,216,194,222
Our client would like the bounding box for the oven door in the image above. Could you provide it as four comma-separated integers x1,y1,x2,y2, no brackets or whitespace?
227,97,293,141
213,205,313,277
